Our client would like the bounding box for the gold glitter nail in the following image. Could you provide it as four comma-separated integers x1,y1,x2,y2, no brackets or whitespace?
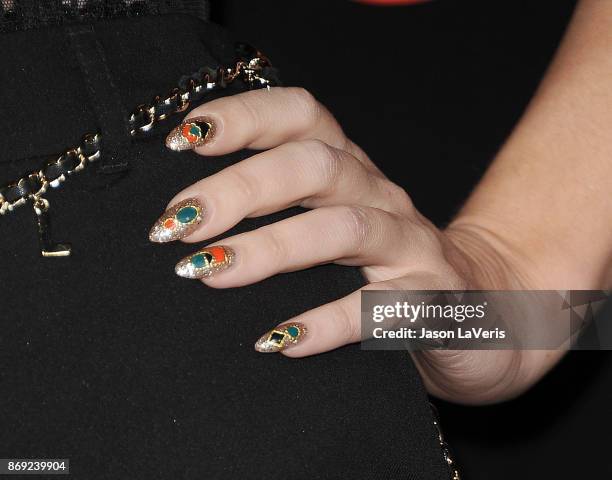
166,117,214,151
255,323,307,353
149,198,204,243
175,246,235,279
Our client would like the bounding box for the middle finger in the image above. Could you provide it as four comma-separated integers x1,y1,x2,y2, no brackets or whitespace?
150,139,407,244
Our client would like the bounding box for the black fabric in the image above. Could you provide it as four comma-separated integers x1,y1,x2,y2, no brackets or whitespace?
0,14,449,480
0,0,210,32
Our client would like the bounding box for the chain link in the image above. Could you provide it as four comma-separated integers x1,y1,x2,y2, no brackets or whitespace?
0,133,101,216
128,44,274,136
0,43,275,218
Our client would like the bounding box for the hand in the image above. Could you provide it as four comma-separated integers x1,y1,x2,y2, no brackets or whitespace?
148,87,555,404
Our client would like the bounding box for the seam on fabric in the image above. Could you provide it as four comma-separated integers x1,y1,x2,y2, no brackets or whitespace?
66,24,132,173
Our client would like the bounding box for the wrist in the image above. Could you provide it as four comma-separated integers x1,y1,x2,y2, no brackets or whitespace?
443,217,536,290
447,211,610,289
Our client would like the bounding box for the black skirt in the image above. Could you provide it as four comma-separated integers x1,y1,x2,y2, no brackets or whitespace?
0,9,451,480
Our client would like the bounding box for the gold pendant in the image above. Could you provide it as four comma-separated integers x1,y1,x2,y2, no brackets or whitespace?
33,197,71,258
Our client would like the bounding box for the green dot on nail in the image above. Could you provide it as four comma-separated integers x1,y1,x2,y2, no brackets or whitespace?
177,206,198,224
286,326,300,338
191,252,212,268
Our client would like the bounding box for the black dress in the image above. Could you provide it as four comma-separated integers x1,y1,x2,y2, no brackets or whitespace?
0,2,452,478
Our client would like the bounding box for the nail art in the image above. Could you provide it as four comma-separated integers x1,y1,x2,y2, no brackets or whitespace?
175,245,235,279
166,117,214,151
149,198,204,243
255,323,307,353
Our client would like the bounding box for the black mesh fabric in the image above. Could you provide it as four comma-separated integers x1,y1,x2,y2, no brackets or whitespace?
0,0,209,32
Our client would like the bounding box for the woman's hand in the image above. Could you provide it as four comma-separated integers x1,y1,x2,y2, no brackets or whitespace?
149,87,544,404
155,0,612,405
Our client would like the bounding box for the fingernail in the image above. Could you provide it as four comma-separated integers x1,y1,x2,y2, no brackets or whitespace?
175,245,235,279
255,323,307,353
166,117,214,151
149,198,204,243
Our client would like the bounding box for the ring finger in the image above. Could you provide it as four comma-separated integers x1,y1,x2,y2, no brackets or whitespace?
173,205,413,285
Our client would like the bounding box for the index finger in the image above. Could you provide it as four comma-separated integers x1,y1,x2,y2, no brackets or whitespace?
165,87,348,154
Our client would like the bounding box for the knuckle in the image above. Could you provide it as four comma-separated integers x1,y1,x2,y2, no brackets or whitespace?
375,177,414,216
340,205,373,251
332,302,358,343
225,166,260,204
233,93,263,135
388,182,414,213
299,139,343,189
287,87,322,127
263,228,290,269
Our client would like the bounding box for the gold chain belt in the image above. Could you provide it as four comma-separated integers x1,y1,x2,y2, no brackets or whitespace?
0,43,275,257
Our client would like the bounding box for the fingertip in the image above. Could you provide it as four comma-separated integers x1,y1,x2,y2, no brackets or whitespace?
149,198,205,243
166,115,218,152
279,347,309,358
254,322,307,354
173,245,235,280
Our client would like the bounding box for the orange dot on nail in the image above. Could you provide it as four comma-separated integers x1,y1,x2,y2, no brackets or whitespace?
181,123,200,143
163,218,176,230
208,246,226,263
